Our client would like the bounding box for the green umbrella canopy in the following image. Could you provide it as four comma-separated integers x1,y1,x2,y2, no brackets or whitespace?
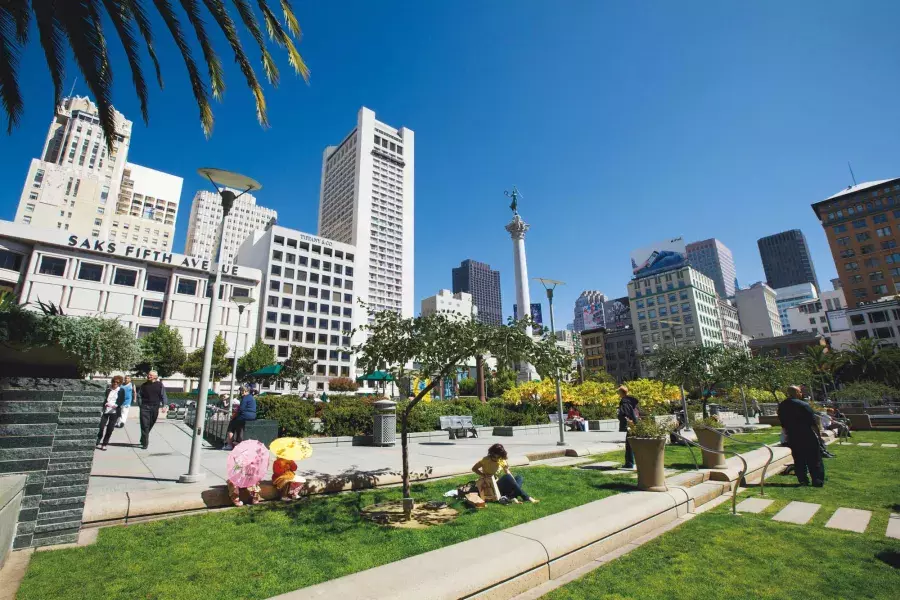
356,370,394,382
249,364,283,377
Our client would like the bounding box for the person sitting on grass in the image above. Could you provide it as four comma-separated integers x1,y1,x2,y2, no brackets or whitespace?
472,443,539,504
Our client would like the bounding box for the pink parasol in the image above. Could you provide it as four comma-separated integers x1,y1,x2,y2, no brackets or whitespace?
226,440,270,488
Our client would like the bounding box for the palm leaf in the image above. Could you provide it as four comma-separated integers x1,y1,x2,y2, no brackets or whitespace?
258,0,308,81
0,5,24,133
30,0,65,111
150,0,214,135
122,0,163,88
177,0,225,100
231,0,279,86
56,0,118,148
7,1,29,42
100,0,150,123
278,0,300,38
199,0,267,126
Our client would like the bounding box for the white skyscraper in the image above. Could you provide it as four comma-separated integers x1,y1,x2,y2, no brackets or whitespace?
184,190,277,263
13,96,182,250
318,107,414,318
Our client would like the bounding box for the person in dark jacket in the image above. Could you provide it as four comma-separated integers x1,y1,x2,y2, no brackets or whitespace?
617,385,640,469
223,384,257,450
138,370,168,450
96,375,125,450
777,385,825,487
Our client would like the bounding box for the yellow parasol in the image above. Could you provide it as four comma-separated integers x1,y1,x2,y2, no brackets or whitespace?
270,437,313,461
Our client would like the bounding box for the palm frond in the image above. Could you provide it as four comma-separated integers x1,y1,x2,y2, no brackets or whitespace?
231,0,279,86
258,0,308,81
0,6,24,133
56,0,118,148
277,0,300,38
150,0,214,135
122,0,163,88
100,0,150,123
177,0,225,100
30,0,66,110
200,0,268,126
7,1,29,42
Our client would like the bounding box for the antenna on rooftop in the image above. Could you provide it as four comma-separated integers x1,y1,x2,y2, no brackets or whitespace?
847,162,858,186
67,78,77,98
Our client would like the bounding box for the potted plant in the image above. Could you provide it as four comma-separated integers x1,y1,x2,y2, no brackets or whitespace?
694,416,727,469
627,417,676,491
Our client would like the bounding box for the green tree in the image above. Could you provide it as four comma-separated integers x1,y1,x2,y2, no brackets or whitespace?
236,339,275,380
803,345,840,398
280,345,316,392
135,323,185,378
643,345,731,418
1,1,310,147
182,333,230,382
751,356,808,401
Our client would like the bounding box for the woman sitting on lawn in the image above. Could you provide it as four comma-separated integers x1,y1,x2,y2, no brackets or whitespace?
472,443,539,504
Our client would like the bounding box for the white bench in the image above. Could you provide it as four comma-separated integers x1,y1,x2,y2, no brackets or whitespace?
439,415,478,439
548,413,584,431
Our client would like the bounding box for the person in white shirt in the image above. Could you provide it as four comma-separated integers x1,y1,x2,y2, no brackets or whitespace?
97,376,125,450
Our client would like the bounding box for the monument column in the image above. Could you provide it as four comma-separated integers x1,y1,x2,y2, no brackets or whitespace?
505,187,538,381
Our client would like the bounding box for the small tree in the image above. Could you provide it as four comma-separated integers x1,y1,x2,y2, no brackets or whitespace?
643,345,729,418
237,340,276,381
280,346,317,392
752,356,807,401
134,324,186,378
182,333,230,383
328,377,359,392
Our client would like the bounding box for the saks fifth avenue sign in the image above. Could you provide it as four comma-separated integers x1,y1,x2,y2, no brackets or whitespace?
66,235,239,275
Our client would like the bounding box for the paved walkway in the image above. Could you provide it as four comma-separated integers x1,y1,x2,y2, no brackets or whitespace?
735,498,898,539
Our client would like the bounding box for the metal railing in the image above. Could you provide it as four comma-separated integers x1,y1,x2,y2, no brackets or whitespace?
670,430,749,515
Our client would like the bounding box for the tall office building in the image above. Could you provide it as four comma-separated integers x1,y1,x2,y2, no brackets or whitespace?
13,96,182,250
318,107,414,317
734,282,783,339
452,259,502,325
811,178,900,307
184,190,277,264
686,238,737,298
573,290,607,332
774,283,818,334
757,229,820,292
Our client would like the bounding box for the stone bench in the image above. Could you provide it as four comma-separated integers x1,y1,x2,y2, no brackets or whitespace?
707,445,792,484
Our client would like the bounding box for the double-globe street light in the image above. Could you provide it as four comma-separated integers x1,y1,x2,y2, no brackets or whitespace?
535,277,566,447
180,168,261,484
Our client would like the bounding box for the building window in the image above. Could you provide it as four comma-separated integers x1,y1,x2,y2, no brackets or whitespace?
176,277,198,295
874,214,888,224
22,216,32,224
137,325,157,338
77,262,104,282
38,256,67,276
852,219,867,229
141,300,164,318
113,268,138,287
146,275,169,292
876,226,893,238
0,250,24,272
873,284,889,295
856,232,871,242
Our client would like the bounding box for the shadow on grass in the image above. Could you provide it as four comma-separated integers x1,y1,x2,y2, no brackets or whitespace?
876,550,900,569
592,481,639,493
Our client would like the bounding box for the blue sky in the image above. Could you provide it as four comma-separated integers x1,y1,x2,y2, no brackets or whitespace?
2,1,900,326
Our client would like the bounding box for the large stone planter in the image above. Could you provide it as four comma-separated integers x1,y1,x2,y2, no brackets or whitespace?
630,437,667,492
694,427,727,469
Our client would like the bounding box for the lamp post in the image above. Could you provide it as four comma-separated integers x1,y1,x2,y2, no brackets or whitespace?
536,277,566,447
180,168,261,484
227,295,256,405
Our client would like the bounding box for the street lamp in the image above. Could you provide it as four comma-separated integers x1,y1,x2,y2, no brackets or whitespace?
179,168,261,484
227,295,256,405
536,277,566,447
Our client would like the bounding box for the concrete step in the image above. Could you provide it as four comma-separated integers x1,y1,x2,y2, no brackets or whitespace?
825,508,871,533
772,501,821,525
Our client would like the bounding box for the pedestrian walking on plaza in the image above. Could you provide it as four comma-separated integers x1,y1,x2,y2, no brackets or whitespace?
138,370,168,450
116,375,137,428
617,385,640,469
777,385,825,487
96,376,125,450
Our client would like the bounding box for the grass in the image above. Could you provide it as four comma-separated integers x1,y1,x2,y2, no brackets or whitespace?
17,466,636,600
545,431,900,600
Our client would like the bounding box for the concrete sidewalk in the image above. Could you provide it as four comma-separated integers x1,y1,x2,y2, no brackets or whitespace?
85,416,625,524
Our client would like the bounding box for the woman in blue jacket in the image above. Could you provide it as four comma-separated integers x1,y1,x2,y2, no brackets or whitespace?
223,384,257,450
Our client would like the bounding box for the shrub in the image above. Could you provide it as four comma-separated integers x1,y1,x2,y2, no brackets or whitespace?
321,399,374,436
167,392,222,401
831,381,900,405
257,395,315,437
328,377,359,392
628,416,675,438
458,377,477,396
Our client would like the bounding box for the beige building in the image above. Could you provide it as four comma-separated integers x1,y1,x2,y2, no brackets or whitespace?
717,298,746,348
13,97,182,250
420,289,477,320
734,282,783,339
184,190,277,264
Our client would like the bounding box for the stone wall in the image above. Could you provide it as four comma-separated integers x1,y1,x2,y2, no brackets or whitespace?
0,378,105,549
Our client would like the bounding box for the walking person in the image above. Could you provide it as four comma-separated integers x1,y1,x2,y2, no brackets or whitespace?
97,376,125,450
222,384,257,450
617,385,640,470
138,370,168,450
116,375,137,428
777,385,825,487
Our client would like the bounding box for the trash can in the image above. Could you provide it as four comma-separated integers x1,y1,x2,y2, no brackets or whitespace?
708,403,720,417
372,400,397,447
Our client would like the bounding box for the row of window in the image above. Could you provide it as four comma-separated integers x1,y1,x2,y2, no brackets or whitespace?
271,236,352,262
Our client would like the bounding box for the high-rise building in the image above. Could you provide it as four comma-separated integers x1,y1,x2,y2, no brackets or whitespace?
184,190,276,264
318,107,414,318
452,259,502,325
421,289,476,320
811,178,900,307
774,283,818,334
573,290,606,332
717,298,745,348
603,296,632,330
13,96,182,250
786,288,853,350
686,238,737,298
734,282,783,339
757,229,820,292
604,327,640,383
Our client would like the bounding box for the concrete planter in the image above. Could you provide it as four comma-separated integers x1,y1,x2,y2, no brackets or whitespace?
694,427,727,469
630,437,667,492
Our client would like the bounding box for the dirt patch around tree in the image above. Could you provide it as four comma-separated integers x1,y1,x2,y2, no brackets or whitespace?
361,500,460,529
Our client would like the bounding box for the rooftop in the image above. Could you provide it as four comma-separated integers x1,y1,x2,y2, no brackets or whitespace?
825,179,891,200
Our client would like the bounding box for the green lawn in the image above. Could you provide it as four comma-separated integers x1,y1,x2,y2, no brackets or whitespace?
545,432,900,600
18,466,635,600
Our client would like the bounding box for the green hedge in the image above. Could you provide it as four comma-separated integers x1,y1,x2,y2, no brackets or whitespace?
166,392,222,401
257,395,316,437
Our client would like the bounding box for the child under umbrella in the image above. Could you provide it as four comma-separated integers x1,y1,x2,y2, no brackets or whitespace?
226,439,270,506
269,437,314,501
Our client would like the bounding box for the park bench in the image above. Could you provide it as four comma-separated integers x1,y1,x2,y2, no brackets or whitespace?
439,415,478,439
548,413,584,431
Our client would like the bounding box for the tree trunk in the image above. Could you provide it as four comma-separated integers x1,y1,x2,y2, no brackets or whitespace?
401,408,411,510
476,355,486,403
